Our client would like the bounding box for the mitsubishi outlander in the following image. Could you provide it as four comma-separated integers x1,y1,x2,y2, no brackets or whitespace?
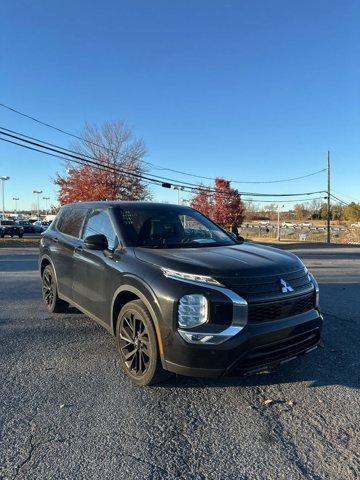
39,202,322,386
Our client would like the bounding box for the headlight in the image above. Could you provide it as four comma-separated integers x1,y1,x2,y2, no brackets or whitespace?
308,272,320,307
162,267,222,286
178,294,208,328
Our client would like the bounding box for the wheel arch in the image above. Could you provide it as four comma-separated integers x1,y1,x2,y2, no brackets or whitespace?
39,255,60,290
111,282,165,363
40,254,56,275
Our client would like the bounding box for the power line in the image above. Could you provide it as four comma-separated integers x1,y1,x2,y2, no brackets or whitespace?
243,196,327,203
0,126,199,188
150,165,327,184
330,194,349,206
0,137,166,190
0,136,329,207
0,101,326,185
0,127,327,198
331,189,358,203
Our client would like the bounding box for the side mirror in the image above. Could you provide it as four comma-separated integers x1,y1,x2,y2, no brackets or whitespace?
84,234,108,251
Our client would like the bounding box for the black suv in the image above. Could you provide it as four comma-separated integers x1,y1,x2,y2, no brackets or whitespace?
16,220,35,233
39,202,322,386
0,219,24,238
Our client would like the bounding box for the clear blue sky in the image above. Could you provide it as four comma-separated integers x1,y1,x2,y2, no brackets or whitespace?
1,0,359,211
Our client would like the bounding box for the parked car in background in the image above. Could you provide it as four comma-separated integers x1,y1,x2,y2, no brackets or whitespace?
39,201,322,386
350,222,360,228
33,220,51,233
282,221,296,228
16,220,35,233
0,219,24,238
301,222,313,228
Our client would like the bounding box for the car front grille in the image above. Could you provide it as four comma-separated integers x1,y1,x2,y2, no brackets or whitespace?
248,292,316,323
219,268,314,303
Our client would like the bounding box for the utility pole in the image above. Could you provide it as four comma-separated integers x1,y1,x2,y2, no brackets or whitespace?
326,151,331,243
277,204,284,241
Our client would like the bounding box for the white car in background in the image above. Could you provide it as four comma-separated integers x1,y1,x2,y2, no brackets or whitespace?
282,221,296,228
33,221,51,233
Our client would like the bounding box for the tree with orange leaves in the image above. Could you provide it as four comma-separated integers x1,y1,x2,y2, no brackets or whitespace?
191,177,244,228
55,121,149,204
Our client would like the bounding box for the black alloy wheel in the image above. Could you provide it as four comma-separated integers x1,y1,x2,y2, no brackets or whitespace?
116,300,169,386
41,264,68,313
119,312,151,376
42,267,55,308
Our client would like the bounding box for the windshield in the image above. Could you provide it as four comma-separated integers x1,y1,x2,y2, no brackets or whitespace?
116,207,237,249
1,221,14,226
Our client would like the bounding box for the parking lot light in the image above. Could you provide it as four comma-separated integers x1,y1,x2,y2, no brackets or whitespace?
12,197,19,214
1,176,10,219
32,189,43,220
43,196,50,214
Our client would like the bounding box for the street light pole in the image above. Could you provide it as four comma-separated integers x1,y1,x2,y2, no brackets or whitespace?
1,176,10,219
32,190,43,220
13,197,19,214
171,185,184,205
43,196,50,214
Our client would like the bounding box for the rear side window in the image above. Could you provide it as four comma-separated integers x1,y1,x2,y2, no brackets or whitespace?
56,207,87,238
83,210,117,249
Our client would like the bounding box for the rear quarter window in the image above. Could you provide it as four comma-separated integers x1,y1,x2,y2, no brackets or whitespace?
56,207,87,238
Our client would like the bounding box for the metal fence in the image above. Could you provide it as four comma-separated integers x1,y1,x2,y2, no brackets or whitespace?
238,225,358,244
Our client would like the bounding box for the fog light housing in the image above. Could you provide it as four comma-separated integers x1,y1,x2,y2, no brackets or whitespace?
178,294,208,328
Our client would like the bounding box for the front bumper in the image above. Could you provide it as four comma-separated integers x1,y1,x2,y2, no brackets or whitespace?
163,309,323,378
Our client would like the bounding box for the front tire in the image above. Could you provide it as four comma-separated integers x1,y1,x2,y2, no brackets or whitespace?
42,264,68,313
116,300,169,386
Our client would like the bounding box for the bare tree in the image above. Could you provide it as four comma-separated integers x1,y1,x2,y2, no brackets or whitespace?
56,121,150,204
309,198,323,219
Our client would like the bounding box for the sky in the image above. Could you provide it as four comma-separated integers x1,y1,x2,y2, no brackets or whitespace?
0,0,359,211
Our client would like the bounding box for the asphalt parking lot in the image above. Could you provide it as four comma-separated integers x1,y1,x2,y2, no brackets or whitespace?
0,245,359,479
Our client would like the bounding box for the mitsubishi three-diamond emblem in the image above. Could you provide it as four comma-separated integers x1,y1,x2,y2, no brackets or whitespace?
280,278,294,293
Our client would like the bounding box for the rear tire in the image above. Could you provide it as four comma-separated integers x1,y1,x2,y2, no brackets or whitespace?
116,300,170,386
41,264,68,313
18,234,23,238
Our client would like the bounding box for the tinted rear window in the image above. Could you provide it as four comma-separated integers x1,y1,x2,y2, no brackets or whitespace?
56,207,87,238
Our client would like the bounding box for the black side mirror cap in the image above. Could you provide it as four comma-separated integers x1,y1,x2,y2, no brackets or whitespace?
84,234,108,251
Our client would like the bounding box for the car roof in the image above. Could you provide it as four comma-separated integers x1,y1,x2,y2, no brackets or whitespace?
61,201,193,211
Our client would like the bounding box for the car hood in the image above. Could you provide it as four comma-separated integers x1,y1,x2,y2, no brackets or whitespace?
134,242,305,282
